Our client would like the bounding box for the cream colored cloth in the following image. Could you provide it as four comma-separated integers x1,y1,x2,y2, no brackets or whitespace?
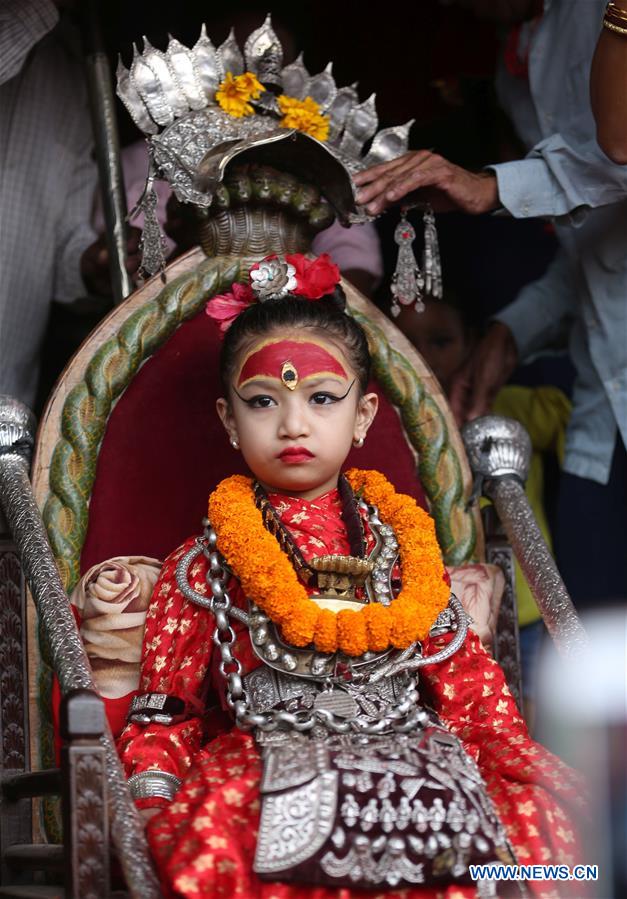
446,563,505,652
70,557,504,699
71,556,161,698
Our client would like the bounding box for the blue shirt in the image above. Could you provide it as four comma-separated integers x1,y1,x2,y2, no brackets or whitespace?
490,0,627,484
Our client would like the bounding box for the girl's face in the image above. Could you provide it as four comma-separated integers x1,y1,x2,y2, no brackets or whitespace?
217,329,378,499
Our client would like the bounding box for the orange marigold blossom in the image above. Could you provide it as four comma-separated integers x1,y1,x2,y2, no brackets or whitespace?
207,469,449,656
337,609,369,657
362,603,391,652
277,94,330,141
313,609,338,653
215,71,263,118
235,72,264,98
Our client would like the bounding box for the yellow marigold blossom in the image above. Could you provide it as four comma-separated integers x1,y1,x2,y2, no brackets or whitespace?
277,94,330,142
215,71,263,118
207,469,449,657
236,71,264,98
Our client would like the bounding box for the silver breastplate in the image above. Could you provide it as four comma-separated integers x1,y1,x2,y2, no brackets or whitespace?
246,610,513,892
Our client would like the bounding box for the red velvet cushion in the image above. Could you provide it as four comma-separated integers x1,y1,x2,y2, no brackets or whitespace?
81,310,426,573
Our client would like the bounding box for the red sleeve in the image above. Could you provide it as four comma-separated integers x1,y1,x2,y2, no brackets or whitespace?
116,538,215,807
421,629,582,798
421,629,526,743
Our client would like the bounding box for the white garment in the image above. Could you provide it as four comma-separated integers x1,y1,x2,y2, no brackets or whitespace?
0,0,97,408
490,0,627,484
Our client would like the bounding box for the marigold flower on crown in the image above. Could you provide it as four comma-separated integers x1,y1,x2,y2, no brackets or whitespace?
215,71,263,118
277,95,330,142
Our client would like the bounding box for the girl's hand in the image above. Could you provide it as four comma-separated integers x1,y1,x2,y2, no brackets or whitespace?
140,806,161,825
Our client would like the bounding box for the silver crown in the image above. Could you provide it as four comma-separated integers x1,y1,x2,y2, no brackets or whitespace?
116,15,413,217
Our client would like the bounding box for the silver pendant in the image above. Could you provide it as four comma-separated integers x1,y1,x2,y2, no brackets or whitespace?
390,204,443,315
138,179,167,278
314,689,359,719
390,210,424,316
422,206,442,300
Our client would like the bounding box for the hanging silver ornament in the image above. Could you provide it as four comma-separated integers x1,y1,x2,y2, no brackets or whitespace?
390,210,425,316
422,205,443,299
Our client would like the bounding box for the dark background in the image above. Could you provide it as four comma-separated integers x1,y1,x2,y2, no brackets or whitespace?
101,0,509,166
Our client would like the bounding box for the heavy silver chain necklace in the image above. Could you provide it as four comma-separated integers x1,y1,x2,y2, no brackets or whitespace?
175,522,469,736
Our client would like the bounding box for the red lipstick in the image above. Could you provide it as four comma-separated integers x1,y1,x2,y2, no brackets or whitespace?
278,446,315,463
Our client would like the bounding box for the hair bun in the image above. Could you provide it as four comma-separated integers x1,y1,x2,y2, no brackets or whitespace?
323,284,347,313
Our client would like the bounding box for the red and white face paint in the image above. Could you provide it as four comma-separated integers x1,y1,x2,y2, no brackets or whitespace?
217,326,378,499
236,338,349,392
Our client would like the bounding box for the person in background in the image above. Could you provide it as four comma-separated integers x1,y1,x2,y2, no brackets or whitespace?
355,0,627,609
0,0,139,412
590,1,627,163
394,293,571,723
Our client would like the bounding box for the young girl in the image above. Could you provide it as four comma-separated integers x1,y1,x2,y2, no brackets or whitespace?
117,253,583,898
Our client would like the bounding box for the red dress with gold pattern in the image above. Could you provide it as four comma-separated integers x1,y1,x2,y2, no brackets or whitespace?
117,489,585,899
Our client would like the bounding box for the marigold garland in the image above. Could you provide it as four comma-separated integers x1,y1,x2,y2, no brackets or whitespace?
207,469,449,657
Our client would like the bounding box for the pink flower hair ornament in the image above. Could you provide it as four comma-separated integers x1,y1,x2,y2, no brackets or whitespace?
205,253,341,336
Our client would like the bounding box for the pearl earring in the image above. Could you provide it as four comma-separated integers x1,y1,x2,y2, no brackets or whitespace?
230,437,240,450
353,436,364,448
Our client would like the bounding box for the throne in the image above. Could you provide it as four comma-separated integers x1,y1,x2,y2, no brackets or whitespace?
0,240,524,893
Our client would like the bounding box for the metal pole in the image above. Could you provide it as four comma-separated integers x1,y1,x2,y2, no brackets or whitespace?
463,416,588,659
81,0,132,304
0,397,161,899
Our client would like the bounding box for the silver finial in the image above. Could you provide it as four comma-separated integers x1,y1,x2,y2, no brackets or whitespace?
308,62,337,112
142,36,188,120
218,28,244,77
192,25,223,94
116,56,158,134
340,93,378,157
0,396,36,464
244,14,283,87
165,36,206,111
363,120,415,167
281,52,310,99
462,416,532,484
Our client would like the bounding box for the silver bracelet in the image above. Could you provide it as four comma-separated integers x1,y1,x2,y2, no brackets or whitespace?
128,692,187,726
127,770,182,802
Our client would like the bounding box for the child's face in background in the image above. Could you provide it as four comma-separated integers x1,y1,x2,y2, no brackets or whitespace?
217,329,378,500
393,301,472,395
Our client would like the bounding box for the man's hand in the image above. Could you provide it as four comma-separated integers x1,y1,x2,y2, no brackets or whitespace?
354,151,499,216
80,227,141,296
449,322,518,425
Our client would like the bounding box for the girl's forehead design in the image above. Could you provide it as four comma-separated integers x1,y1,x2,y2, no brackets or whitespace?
237,338,349,390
